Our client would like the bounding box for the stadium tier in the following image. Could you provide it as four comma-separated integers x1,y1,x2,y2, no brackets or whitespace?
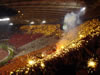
9,33,43,48
0,19,100,75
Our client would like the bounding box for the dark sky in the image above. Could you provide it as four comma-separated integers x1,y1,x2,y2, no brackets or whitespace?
0,5,17,33
0,5,17,18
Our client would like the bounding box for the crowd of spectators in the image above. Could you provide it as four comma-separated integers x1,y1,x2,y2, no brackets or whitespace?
0,19,100,75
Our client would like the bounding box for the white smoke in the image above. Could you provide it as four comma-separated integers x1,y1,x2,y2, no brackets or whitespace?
63,7,86,31
56,7,86,50
63,12,80,31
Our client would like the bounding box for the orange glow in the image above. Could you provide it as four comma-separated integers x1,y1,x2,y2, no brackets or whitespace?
56,39,67,50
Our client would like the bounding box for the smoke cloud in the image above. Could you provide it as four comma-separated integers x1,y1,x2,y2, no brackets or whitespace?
63,7,86,31
63,12,81,31
56,7,86,50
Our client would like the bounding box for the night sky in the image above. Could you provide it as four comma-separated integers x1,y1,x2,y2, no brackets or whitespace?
0,5,17,32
